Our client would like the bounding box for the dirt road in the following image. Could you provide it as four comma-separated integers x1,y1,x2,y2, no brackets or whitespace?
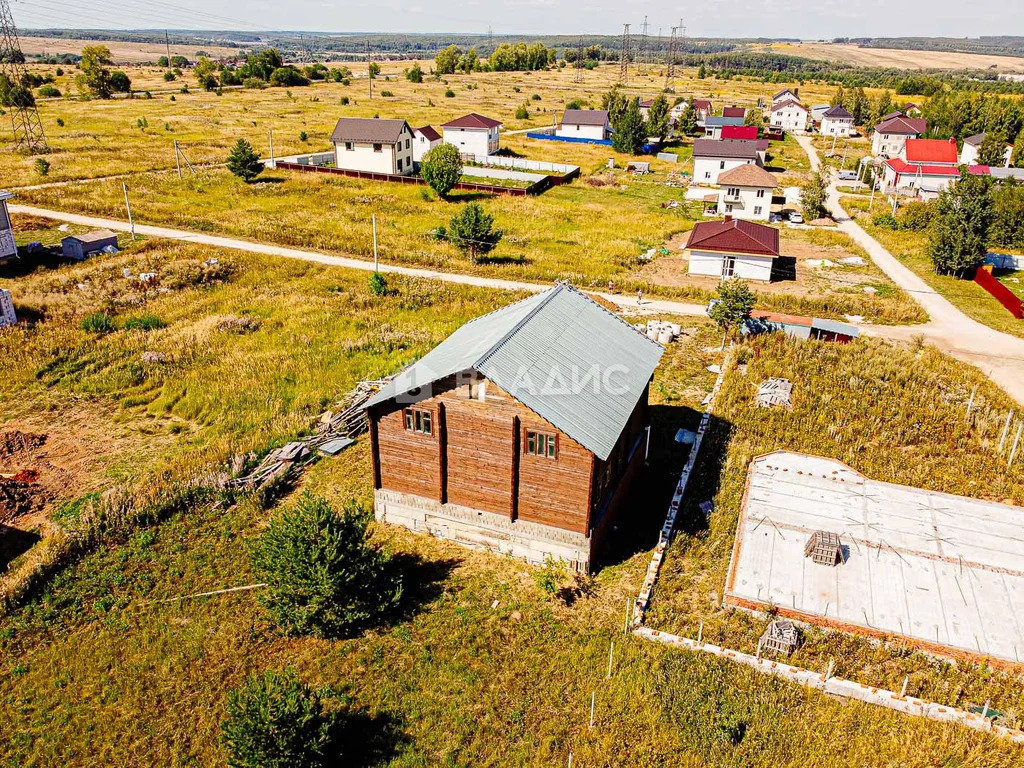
794,134,1024,405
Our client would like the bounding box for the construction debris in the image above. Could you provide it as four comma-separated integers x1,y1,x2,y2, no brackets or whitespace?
804,530,844,567
759,619,800,656
230,378,390,491
0,288,16,329
756,378,793,409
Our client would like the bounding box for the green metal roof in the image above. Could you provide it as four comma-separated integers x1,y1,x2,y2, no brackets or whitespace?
366,284,664,460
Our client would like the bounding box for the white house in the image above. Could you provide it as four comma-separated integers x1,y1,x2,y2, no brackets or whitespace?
557,109,610,141
716,164,777,221
0,287,15,329
872,115,926,158
769,99,808,133
442,113,502,157
692,139,766,185
412,125,442,163
0,191,16,264
331,117,415,175
820,106,854,137
692,99,713,127
772,87,799,106
960,133,1013,167
685,217,782,282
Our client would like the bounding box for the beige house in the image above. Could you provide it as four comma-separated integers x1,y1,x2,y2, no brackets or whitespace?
331,117,415,176
716,165,777,221
685,217,782,282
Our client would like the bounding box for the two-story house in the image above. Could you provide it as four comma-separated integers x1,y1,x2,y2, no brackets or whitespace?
331,117,415,176
716,164,777,221
364,283,664,573
442,113,502,157
871,115,926,158
692,139,767,185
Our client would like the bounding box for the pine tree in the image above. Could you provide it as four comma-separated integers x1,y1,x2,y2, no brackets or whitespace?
445,202,503,263
611,97,646,155
646,93,671,141
928,169,992,276
251,493,402,637
677,103,697,135
226,138,263,182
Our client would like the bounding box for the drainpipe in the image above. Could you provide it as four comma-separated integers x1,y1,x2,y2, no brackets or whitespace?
644,425,651,462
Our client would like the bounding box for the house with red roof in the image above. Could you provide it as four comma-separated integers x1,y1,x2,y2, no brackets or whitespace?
684,216,783,282
721,125,759,141
722,106,746,119
900,137,958,165
412,125,442,163
441,113,502,157
871,115,927,158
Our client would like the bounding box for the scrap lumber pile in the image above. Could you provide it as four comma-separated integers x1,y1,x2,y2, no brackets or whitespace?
230,378,390,491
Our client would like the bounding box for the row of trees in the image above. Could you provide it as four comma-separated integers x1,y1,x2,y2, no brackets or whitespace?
435,42,555,75
601,87,686,155
76,45,132,98
921,91,1024,165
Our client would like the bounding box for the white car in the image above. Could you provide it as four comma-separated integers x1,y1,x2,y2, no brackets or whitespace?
789,212,804,224
838,170,859,181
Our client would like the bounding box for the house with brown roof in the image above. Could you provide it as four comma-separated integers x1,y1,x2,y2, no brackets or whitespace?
772,87,799,106
684,216,782,282
692,138,768,185
820,105,854,137
716,165,777,221
442,113,502,157
722,106,746,119
331,117,415,175
692,99,713,127
412,125,442,163
872,114,927,158
556,109,610,141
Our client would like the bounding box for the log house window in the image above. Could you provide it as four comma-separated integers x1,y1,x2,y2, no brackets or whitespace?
525,430,556,459
404,408,432,435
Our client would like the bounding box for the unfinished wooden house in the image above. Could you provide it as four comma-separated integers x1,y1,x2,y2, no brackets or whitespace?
364,284,665,572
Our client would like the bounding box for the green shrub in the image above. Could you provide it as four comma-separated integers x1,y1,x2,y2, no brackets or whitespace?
251,493,402,638
896,200,934,231
163,70,176,82
369,271,388,296
242,77,266,90
55,117,64,127
81,312,115,334
339,96,349,105
444,89,455,98
221,669,336,768
37,84,61,98
122,313,165,332
531,93,541,101
380,90,394,97
515,103,530,120
33,157,50,177
299,130,308,142
873,213,899,230
566,98,583,110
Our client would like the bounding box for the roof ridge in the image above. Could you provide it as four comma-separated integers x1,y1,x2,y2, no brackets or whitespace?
473,284,566,369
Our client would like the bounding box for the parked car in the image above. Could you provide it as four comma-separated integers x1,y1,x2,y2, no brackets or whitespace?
838,170,859,181
788,212,804,224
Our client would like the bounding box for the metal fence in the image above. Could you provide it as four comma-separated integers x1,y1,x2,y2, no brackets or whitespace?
273,162,538,196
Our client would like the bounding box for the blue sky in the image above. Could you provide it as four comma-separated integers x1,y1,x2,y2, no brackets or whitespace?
15,0,1022,41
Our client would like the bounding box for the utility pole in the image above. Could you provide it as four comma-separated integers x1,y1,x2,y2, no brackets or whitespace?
637,15,649,75
574,36,585,84
165,30,171,64
122,182,136,241
619,23,630,86
665,26,678,88
366,40,373,99
0,0,47,153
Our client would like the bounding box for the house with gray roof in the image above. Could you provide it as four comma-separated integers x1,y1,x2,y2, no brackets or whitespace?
330,117,414,176
364,283,664,572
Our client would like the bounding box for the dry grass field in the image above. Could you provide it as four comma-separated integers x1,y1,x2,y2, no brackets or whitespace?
20,36,241,64
764,41,1024,72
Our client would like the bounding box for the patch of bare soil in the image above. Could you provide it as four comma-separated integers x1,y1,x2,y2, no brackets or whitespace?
0,432,60,523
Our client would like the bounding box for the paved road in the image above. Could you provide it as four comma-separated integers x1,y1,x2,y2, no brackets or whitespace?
794,134,1024,405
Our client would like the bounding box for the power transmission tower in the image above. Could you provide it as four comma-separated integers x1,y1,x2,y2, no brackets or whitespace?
487,25,493,53
619,23,630,86
665,26,677,88
164,30,171,64
574,36,585,83
637,16,649,75
366,40,373,99
0,0,46,154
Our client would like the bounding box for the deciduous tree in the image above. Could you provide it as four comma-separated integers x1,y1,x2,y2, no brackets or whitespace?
76,45,114,98
611,96,646,155
646,93,671,141
710,279,756,343
800,171,829,221
977,131,1009,167
928,169,992,276
420,143,463,199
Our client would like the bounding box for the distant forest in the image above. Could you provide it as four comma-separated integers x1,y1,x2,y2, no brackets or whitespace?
837,36,1024,59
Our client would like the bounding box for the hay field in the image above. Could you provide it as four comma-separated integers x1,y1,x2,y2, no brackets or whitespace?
20,36,241,64
767,41,1024,72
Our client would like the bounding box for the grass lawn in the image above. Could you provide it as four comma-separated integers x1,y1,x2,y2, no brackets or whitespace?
646,333,1024,721
2,297,1022,764
841,195,1024,339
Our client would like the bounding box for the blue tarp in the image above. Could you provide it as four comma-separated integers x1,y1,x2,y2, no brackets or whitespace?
525,132,613,146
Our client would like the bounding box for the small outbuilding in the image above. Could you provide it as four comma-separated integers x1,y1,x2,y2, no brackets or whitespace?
62,230,118,261
0,190,16,263
760,620,800,656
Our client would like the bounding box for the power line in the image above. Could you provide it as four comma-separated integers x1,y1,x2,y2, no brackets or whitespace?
0,0,46,153
619,23,630,86
574,35,584,84
637,15,649,76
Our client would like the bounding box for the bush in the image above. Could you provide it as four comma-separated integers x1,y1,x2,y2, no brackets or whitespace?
444,89,455,98
420,143,463,199
406,63,422,83
33,157,49,177
269,66,309,87
221,668,336,768
55,117,64,127
380,90,394,97
37,85,60,98
81,312,115,334
251,493,402,638
872,213,898,230
299,130,308,142
242,77,266,89
896,200,934,231
515,103,530,120
122,313,165,332
369,271,388,296
226,138,263,182
531,93,541,101
339,96,349,106
109,71,131,93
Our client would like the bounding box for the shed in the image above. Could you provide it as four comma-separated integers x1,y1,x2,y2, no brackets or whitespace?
62,230,118,261
804,530,844,566
760,620,800,655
